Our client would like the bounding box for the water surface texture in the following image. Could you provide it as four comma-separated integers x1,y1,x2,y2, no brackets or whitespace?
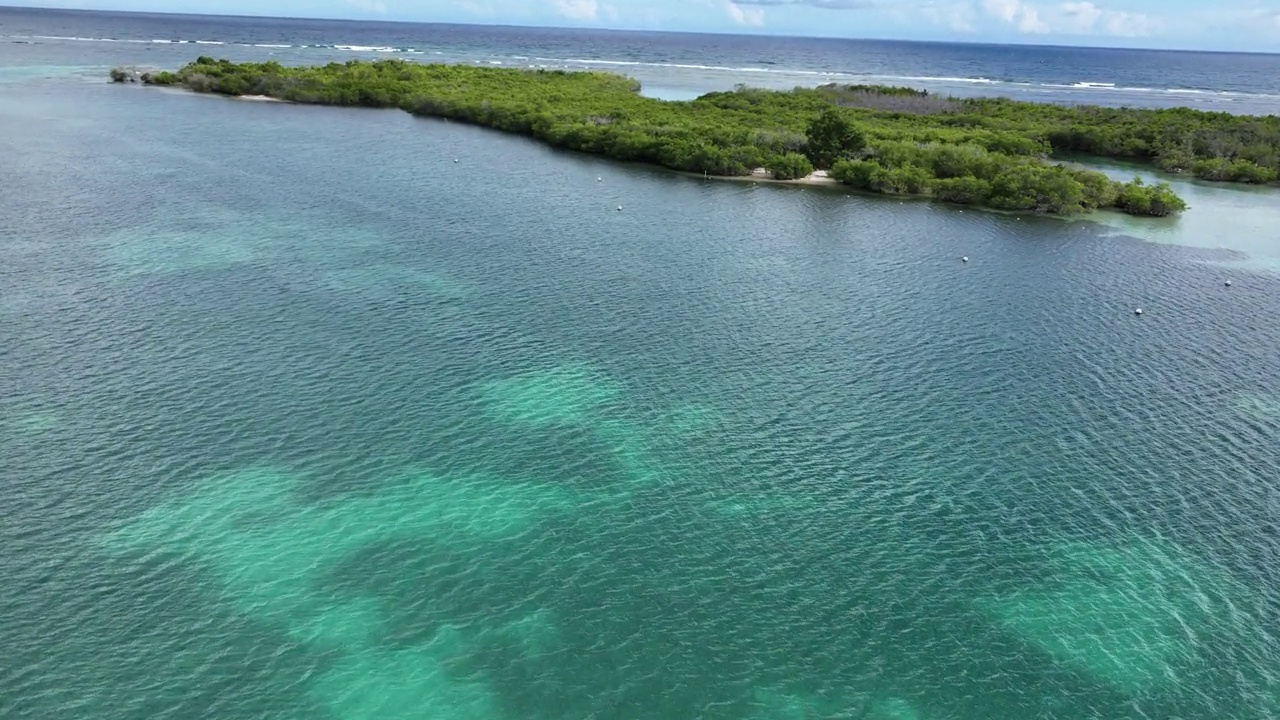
4,12,1280,720
8,6,1280,111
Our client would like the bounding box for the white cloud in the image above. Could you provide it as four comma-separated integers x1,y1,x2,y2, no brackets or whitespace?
981,0,1158,36
1017,4,1048,32
725,0,766,25
457,1,496,16
981,0,1016,22
1099,9,1157,36
342,0,387,13
1059,0,1102,31
733,0,878,7
1054,1,1154,36
552,0,600,20
981,0,1047,32
919,0,978,32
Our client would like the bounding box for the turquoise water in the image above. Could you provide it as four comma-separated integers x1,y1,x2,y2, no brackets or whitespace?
1081,171,1280,275
4,76,1280,720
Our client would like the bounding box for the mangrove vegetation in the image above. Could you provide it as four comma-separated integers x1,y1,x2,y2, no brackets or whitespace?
120,56,1280,216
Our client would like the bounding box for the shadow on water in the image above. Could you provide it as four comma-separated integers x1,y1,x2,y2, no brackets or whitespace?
1057,154,1280,273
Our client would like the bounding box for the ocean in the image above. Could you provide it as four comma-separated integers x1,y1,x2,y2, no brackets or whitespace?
7,6,1280,110
2,8,1280,720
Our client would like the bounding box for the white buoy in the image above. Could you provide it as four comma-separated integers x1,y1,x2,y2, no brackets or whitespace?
962,256,969,263
453,159,459,163
1135,308,1143,316
617,205,623,211
598,177,603,182
1225,280,1233,287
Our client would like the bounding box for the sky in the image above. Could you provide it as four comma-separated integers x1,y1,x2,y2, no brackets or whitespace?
14,0,1280,51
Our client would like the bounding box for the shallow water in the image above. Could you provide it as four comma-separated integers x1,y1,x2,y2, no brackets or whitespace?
3,53,1280,720
1059,157,1280,273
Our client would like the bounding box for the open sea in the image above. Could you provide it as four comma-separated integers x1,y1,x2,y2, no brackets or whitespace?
3,7,1280,720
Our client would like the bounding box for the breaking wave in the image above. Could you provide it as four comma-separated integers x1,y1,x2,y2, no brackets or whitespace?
9,31,1280,105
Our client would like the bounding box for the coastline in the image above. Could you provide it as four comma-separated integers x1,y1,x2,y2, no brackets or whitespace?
123,59,1209,217
682,167,840,187
741,168,838,187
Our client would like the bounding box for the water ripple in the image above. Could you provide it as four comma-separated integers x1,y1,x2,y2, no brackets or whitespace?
2,77,1279,720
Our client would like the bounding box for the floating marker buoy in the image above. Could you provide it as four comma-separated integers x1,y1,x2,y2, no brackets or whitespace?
598,177,603,182
1135,308,1143,316
962,256,969,263
617,205,623,211
1225,280,1233,287
453,159,459,163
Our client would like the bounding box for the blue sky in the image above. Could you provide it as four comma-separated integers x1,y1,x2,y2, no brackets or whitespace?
20,0,1280,51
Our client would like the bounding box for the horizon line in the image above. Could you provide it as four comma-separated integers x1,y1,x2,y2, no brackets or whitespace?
2,4,1277,56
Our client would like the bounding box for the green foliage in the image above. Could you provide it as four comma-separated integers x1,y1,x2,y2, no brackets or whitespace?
932,176,992,205
845,84,931,97
988,164,1086,214
832,138,1128,214
818,84,960,114
1113,177,1188,217
926,143,997,179
1189,157,1277,183
769,152,814,180
963,96,1280,183
1155,143,1197,173
830,159,880,189
147,70,178,85
804,108,867,168
871,165,933,194
126,58,1211,216
1071,169,1120,209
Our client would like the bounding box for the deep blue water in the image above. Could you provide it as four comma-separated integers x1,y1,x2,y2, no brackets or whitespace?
5,6,1280,109
3,8,1280,720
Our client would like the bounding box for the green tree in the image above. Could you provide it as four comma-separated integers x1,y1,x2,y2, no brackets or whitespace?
1114,177,1188,217
804,108,866,169
769,152,814,180
932,177,992,205
831,159,881,189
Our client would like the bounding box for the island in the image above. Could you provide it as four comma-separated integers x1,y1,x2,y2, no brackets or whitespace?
114,57,1277,217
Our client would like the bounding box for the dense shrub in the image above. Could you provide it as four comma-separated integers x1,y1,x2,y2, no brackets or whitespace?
804,108,867,168
820,84,962,114
870,165,932,194
1113,177,1188,217
124,58,1217,216
1190,157,1277,183
1071,169,1120,208
932,176,992,205
831,159,880,189
769,152,814,180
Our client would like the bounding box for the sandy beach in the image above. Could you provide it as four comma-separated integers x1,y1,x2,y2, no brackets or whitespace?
711,167,840,187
